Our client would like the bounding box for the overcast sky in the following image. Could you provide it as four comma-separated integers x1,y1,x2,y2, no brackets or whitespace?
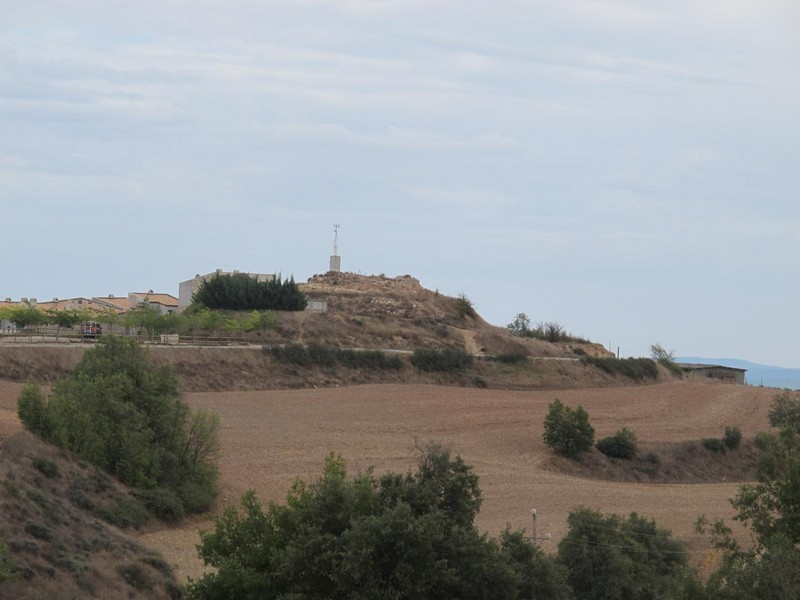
2,1,799,366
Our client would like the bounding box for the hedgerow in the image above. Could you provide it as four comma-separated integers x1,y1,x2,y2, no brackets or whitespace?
411,347,473,373
582,357,659,381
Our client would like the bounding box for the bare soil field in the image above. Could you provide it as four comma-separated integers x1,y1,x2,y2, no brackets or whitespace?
0,379,777,583
163,380,773,581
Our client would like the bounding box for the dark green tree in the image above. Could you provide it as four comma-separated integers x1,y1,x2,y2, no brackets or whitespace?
193,273,307,311
17,336,220,518
187,448,572,600
558,508,695,600
699,391,800,599
543,399,595,458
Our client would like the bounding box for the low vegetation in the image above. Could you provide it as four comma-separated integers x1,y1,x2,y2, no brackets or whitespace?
411,347,474,373
0,538,12,584
649,342,684,377
17,336,220,520
269,343,403,370
193,272,307,311
581,356,659,381
543,399,595,458
453,293,477,319
596,427,638,459
506,313,589,343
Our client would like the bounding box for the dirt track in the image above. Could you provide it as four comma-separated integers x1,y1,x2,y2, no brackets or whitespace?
0,379,777,581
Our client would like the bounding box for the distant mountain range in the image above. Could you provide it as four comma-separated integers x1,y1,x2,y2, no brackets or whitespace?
676,357,800,390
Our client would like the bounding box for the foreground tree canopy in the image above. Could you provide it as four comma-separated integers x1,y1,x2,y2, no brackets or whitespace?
187,443,701,600
187,445,573,600
699,390,800,599
17,336,220,520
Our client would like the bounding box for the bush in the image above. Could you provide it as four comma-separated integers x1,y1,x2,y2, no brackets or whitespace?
543,399,595,458
32,457,59,478
411,347,473,373
583,357,659,381
270,343,310,365
118,563,153,592
0,537,13,584
454,293,477,318
723,426,742,450
271,344,404,371
494,352,528,364
98,497,151,529
133,487,186,523
703,438,726,453
596,428,638,459
336,349,403,371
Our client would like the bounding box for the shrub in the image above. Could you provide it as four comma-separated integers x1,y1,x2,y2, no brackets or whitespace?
454,293,477,318
723,426,742,450
118,563,153,592
644,452,661,465
583,357,659,381
24,523,53,541
0,537,13,584
703,438,726,453
271,343,310,365
596,428,638,459
494,352,527,364
543,399,595,458
32,457,59,478
133,487,186,523
336,349,403,371
411,347,473,373
99,497,151,529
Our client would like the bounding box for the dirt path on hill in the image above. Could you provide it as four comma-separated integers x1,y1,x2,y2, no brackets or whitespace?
135,380,775,583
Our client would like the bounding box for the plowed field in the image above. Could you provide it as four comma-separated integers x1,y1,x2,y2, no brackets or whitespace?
0,380,777,581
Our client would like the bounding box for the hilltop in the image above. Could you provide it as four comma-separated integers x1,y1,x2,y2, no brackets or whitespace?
0,272,674,392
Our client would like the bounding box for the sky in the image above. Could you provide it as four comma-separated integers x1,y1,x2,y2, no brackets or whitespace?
2,1,799,366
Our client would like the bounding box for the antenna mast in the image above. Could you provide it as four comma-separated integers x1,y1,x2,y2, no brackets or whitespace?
329,224,342,272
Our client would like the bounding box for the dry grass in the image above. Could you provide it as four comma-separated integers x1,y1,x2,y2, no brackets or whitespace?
0,432,181,600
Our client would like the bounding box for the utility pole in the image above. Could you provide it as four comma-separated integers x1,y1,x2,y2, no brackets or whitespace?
531,508,552,546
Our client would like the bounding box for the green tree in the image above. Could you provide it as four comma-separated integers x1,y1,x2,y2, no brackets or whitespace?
17,336,219,517
507,313,532,337
543,399,595,458
187,448,572,600
699,391,800,599
8,304,47,329
45,307,83,339
558,508,695,600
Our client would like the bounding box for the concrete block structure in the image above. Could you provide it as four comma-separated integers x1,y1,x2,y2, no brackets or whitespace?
677,363,747,385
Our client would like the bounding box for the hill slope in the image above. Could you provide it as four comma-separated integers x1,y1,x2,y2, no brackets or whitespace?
0,432,182,599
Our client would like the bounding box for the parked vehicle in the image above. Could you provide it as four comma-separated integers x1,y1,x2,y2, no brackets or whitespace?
80,321,102,338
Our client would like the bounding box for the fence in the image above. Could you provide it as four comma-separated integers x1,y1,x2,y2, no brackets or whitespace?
0,329,254,347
